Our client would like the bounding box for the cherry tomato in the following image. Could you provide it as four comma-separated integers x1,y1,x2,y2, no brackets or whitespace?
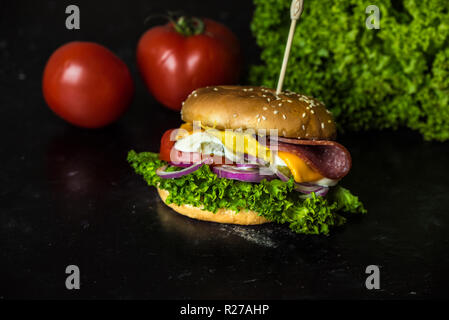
43,41,134,128
137,16,241,111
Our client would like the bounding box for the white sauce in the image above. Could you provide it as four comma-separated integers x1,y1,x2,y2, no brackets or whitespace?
174,132,225,155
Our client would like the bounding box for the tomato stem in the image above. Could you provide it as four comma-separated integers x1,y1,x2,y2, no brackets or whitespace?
172,16,205,36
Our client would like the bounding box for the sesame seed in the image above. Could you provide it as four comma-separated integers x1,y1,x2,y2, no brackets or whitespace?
282,114,287,119
267,98,271,102
193,93,198,97
273,110,278,114
262,94,266,97
182,101,185,106
287,100,292,103
213,87,218,91
278,103,282,107
243,88,248,92
257,118,261,123
321,122,325,129
256,114,260,118
302,125,305,130
328,119,332,123
262,115,266,120
263,106,267,110
248,88,254,91
302,112,306,118
311,110,315,114
326,110,332,114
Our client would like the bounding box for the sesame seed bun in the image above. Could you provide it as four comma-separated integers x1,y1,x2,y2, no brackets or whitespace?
157,188,271,225
181,85,336,140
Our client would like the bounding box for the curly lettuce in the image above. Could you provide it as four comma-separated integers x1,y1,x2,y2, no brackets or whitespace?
250,0,449,141
127,150,366,235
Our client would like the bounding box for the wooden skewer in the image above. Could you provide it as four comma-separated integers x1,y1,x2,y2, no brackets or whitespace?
276,0,304,95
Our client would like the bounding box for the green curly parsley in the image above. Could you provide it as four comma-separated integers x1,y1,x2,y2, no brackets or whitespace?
249,0,449,141
127,150,366,235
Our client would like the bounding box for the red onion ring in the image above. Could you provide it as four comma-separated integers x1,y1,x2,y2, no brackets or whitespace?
156,158,212,179
243,153,267,166
212,165,276,183
274,167,289,182
298,185,329,198
235,163,260,169
168,162,193,168
274,166,330,196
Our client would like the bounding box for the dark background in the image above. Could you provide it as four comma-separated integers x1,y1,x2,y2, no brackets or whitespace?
1,0,448,299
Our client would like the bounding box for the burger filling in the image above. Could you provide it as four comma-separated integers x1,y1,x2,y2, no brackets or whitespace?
173,123,338,187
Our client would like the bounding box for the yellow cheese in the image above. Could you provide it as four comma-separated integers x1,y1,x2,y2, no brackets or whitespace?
208,129,272,163
176,122,201,140
277,151,323,183
180,122,193,132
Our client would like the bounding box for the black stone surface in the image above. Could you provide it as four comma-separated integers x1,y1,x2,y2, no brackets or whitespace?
1,0,448,299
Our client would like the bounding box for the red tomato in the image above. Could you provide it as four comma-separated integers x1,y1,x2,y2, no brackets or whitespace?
137,17,241,111
159,129,177,161
160,129,203,163
43,42,134,128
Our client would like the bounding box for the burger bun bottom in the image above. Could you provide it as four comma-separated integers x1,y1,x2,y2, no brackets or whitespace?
157,188,271,225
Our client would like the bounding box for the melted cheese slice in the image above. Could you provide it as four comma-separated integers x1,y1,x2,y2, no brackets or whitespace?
176,122,199,140
277,151,323,183
180,122,194,132
207,129,271,163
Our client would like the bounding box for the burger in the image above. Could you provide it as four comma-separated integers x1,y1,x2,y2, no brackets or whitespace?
128,86,366,235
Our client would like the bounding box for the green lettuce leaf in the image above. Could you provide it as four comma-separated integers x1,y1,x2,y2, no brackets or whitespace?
127,150,366,235
328,186,367,215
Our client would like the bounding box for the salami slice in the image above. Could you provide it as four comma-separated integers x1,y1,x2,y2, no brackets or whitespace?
268,138,352,180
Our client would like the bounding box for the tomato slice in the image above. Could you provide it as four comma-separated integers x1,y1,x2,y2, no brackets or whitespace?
160,128,202,163
159,129,177,161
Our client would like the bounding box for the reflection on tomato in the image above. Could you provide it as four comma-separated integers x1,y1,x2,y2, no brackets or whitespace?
43,42,134,128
